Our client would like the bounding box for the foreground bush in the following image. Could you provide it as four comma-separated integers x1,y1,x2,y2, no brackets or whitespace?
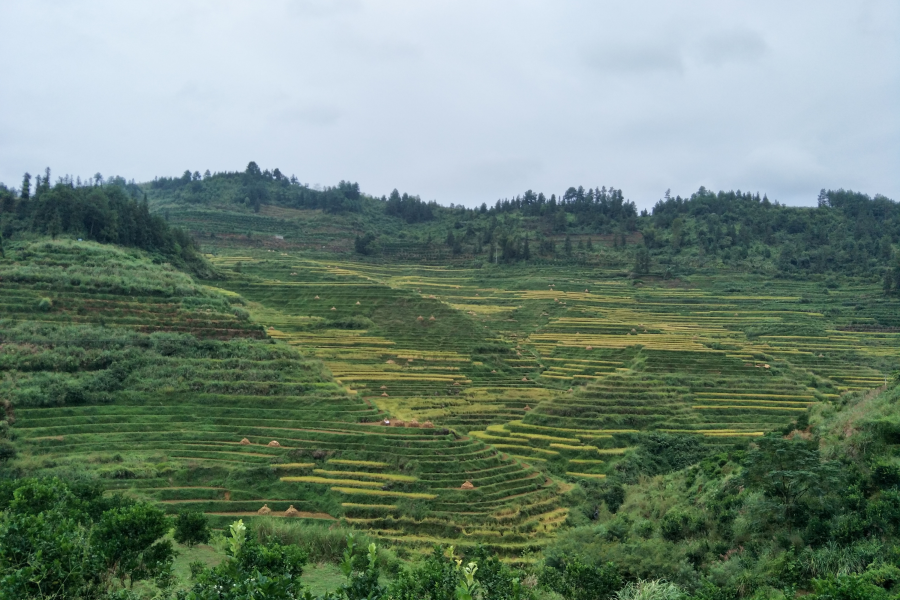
0,478,174,599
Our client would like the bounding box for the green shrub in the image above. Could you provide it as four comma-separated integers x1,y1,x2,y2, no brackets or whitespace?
660,509,706,542
808,574,890,599
0,442,15,462
540,556,622,600
37,297,52,312
189,523,308,600
174,511,211,548
615,579,684,600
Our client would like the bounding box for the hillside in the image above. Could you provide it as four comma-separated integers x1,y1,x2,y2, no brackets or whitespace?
142,162,900,286
2,167,900,597
0,240,571,556
542,382,900,597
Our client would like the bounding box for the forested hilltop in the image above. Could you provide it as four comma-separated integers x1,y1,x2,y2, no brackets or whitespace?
141,162,899,285
0,170,210,275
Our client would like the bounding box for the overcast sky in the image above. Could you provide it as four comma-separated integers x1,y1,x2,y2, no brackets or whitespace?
1,1,897,209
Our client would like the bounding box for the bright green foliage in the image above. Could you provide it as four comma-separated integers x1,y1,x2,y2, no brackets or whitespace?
338,535,385,600
227,519,247,557
465,546,533,600
615,579,684,600
455,560,479,600
174,511,212,548
187,520,308,600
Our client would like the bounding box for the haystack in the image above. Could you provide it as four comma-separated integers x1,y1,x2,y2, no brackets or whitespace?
257,504,272,515
408,419,420,428
417,316,424,321
522,377,528,382
315,295,320,299
524,405,531,411
422,421,434,428
429,315,435,321
393,420,406,427
386,359,395,364
356,301,361,305
240,438,251,445
331,306,336,310
268,440,281,447
380,385,387,389
284,505,300,517
764,364,770,369
382,392,389,397
460,481,475,490
491,370,496,373
585,346,593,350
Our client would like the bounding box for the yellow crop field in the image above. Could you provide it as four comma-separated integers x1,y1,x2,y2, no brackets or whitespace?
330,488,438,500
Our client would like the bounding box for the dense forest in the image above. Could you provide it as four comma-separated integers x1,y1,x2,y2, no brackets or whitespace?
0,170,209,275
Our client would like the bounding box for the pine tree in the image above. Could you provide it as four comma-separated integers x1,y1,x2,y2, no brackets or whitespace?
21,173,31,200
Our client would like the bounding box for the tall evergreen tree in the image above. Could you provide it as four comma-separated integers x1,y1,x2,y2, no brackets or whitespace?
20,173,31,200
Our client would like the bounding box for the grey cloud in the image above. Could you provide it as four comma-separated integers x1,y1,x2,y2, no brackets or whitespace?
0,1,896,208
735,143,828,199
434,157,543,199
276,105,342,126
285,0,361,18
585,40,684,75
694,29,767,66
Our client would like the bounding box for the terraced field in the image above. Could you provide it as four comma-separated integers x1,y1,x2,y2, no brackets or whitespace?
206,251,900,481
5,240,898,557
1,240,570,557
